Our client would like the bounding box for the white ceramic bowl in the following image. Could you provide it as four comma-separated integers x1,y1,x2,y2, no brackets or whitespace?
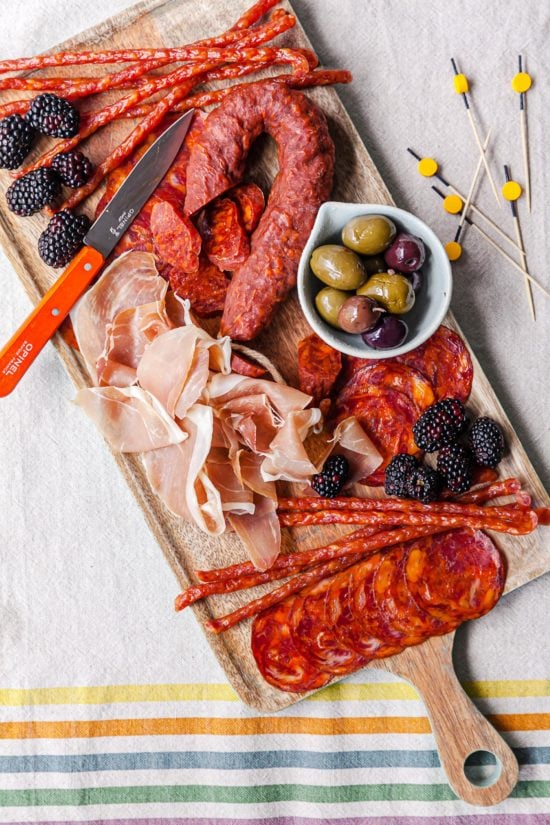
297,202,452,359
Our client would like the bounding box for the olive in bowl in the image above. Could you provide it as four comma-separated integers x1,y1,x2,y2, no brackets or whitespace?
297,202,452,359
341,214,396,256
310,244,366,291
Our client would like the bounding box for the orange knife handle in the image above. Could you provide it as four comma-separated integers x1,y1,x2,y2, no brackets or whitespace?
0,246,104,397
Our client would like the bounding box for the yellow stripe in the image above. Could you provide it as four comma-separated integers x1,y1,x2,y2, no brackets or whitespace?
0,680,548,707
1,713,549,740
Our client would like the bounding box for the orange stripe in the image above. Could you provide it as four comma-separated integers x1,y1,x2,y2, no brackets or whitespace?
0,713,548,739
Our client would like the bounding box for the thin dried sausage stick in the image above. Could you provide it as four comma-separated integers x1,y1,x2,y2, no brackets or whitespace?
176,552,367,611
205,526,442,633
0,1,287,75
231,0,281,29
277,493,530,522
16,46,305,178
0,58,172,94
195,524,391,583
120,69,353,119
199,524,441,586
278,508,537,534
454,478,521,504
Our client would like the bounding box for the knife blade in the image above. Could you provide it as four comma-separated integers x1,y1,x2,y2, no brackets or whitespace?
0,109,195,397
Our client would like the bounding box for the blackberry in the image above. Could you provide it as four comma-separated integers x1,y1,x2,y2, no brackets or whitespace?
407,465,443,504
0,114,35,169
311,454,349,497
384,453,419,497
51,150,93,188
26,94,80,138
6,168,60,216
437,443,473,494
413,397,467,452
469,417,505,468
38,210,90,267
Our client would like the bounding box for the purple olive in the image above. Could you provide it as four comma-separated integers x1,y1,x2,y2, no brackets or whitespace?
408,269,423,292
337,295,384,334
362,314,408,349
384,233,426,273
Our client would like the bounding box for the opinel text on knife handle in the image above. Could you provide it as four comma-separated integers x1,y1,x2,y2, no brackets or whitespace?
0,246,104,396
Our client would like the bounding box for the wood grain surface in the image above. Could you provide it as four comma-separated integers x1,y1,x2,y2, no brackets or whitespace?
0,0,548,805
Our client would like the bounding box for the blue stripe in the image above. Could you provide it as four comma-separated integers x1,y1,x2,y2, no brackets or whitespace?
0,747,545,773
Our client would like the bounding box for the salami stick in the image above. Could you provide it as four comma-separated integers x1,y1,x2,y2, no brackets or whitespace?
231,0,281,29
176,553,362,610
0,0,286,74
277,508,537,534
0,58,172,94
205,525,444,633
196,523,440,584
121,70,353,118
277,492,528,522
15,42,303,178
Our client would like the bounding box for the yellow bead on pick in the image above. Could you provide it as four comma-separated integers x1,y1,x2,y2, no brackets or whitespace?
418,157,438,177
512,72,532,93
443,194,464,214
445,241,463,261
502,180,522,201
453,73,469,94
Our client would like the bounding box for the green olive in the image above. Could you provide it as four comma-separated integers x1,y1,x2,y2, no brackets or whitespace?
363,255,387,276
315,286,349,328
341,215,397,255
357,271,415,314
310,244,366,291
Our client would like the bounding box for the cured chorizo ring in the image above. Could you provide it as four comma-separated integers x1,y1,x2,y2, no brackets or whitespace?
184,81,335,340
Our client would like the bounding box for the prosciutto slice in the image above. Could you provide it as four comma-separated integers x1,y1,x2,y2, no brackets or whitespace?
74,386,186,452
142,404,225,535
228,496,281,572
72,251,167,385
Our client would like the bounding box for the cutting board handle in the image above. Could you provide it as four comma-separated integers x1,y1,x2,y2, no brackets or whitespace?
390,633,518,806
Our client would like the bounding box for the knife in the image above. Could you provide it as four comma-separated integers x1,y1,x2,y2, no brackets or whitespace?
0,109,195,397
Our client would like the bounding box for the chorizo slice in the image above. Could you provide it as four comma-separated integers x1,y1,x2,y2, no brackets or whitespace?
333,363,435,484
372,546,451,643
166,254,229,317
230,351,267,379
290,576,367,675
151,199,202,273
251,595,331,693
298,333,342,404
393,325,473,403
404,529,505,623
198,197,250,271
229,182,265,233
184,82,335,340
329,555,403,660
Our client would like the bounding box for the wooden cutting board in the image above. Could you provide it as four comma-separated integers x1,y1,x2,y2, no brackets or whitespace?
1,0,549,806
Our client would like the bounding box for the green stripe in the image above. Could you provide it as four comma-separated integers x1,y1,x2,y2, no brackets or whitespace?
0,781,548,807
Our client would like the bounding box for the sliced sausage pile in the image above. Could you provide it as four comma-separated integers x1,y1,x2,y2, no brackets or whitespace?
332,325,474,484
251,528,504,693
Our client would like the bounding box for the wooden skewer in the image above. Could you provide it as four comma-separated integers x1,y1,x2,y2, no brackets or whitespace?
470,221,549,299
432,185,550,300
504,163,535,320
520,108,531,213
450,58,500,207
513,216,535,319
456,131,491,237
407,147,521,252
466,108,501,207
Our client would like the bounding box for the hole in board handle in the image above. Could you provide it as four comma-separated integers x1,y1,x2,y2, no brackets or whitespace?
51,308,60,316
463,750,502,787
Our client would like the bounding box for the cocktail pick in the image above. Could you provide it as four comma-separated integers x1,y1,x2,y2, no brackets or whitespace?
453,131,491,243
512,54,532,212
431,185,550,300
503,163,534,320
450,57,501,207
407,148,521,252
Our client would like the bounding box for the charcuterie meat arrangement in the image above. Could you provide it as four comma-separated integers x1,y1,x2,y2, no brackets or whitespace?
3,0,548,699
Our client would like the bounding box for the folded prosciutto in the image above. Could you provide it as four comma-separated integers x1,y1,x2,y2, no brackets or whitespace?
72,251,347,569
